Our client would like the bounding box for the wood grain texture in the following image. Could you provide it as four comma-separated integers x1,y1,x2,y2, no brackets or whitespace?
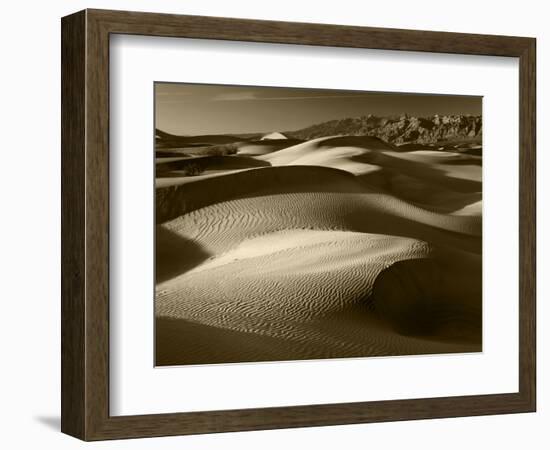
89,8,531,56
60,8,536,441
84,10,111,439
61,10,86,439
518,38,536,408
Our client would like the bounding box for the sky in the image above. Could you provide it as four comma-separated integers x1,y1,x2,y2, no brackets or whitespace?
155,82,482,135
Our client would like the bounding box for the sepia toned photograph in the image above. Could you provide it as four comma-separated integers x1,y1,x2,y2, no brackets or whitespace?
154,83,482,367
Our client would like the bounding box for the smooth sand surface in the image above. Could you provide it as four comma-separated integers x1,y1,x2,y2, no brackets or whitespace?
236,139,302,155
155,135,482,365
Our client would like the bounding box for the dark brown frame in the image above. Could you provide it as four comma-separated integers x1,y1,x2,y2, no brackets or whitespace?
61,9,536,441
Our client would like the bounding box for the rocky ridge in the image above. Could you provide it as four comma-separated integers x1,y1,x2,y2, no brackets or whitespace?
287,114,482,145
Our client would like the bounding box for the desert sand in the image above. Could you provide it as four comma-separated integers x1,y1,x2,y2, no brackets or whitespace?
155,131,482,366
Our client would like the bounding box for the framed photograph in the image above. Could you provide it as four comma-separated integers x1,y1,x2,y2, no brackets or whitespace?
61,9,536,440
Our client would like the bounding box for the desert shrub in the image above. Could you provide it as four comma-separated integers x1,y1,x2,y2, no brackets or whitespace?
182,162,204,176
187,143,240,156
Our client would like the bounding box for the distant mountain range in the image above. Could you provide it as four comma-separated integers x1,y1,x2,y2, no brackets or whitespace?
285,114,482,145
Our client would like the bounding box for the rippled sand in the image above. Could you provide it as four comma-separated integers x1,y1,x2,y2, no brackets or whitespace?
155,136,482,366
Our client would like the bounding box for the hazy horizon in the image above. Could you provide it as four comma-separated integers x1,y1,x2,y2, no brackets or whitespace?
155,82,482,136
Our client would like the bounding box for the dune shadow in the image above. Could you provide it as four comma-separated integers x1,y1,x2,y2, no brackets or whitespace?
156,150,190,158
371,258,481,343
316,135,396,151
156,155,271,176
395,143,439,151
438,157,482,166
350,151,481,193
460,148,482,156
358,168,482,214
156,227,211,283
155,165,360,223
155,317,309,366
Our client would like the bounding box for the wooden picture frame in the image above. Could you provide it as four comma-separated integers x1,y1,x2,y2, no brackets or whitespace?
61,9,536,441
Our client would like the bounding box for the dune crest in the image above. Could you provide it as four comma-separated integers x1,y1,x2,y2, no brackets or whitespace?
261,131,289,140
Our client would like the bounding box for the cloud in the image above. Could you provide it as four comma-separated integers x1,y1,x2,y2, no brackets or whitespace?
212,91,259,101
258,94,376,101
156,87,382,104
156,92,194,97
211,92,377,102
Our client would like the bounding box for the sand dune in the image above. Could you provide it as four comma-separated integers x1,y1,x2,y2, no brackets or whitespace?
155,154,269,178
258,135,396,166
155,133,482,365
261,136,480,186
236,139,303,155
156,229,479,365
157,135,482,221
261,131,289,140
452,200,482,216
156,165,481,241
258,135,481,214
